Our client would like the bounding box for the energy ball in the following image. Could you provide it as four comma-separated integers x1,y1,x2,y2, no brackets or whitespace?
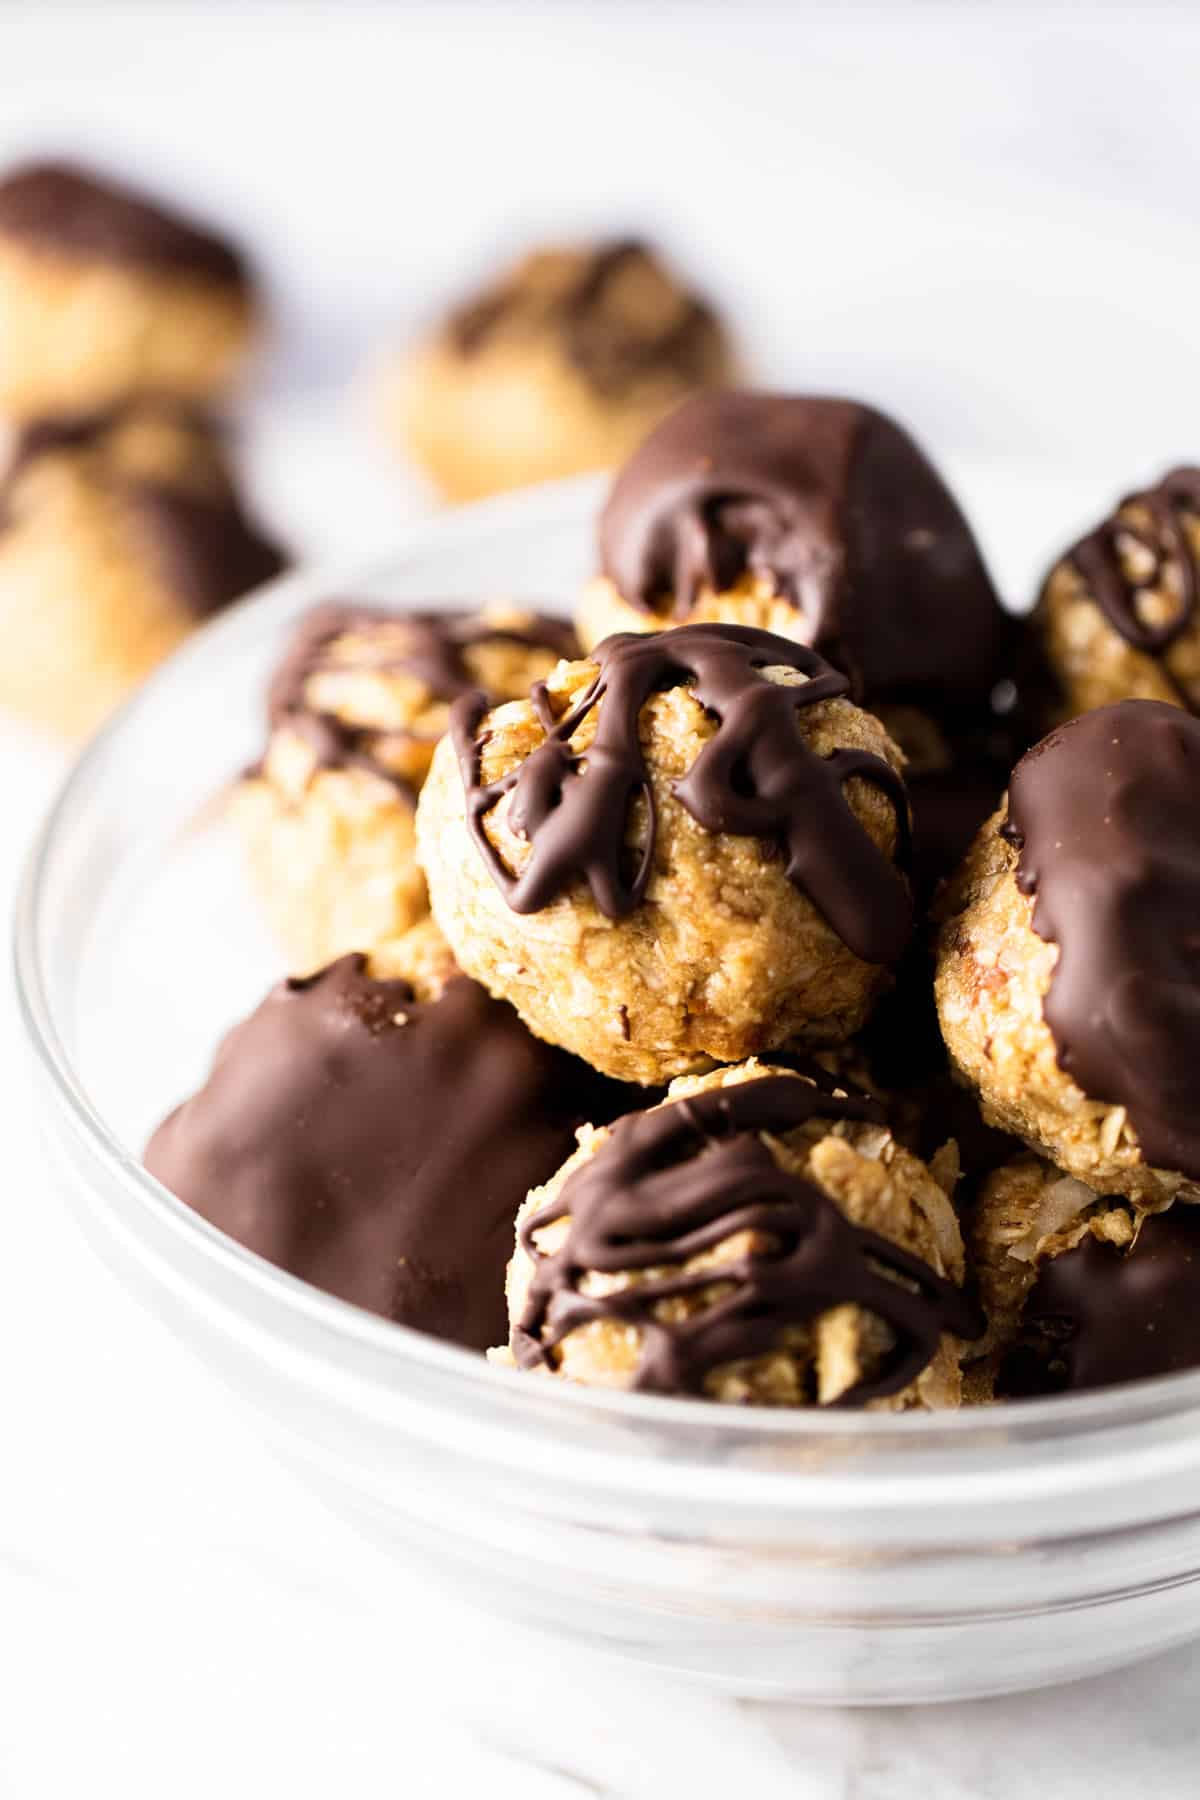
382,239,735,501
145,920,638,1352
418,622,912,1085
233,600,578,973
971,1154,1200,1396
936,700,1200,1209
504,1061,979,1408
579,390,1022,894
0,400,284,736
0,160,258,419
1032,465,1200,723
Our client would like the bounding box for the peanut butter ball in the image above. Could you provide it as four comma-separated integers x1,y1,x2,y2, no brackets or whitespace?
381,239,735,501
971,1155,1200,1396
0,160,258,418
0,400,283,735
417,623,912,1084
504,1061,979,1408
579,391,1022,894
232,601,578,973
145,920,638,1352
936,701,1200,1208
1032,466,1200,725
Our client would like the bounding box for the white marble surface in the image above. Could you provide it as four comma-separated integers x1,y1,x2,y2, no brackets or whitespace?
3,5,1200,1793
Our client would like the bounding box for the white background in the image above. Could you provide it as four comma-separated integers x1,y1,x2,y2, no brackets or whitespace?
2,4,1200,1795
5,0,1200,554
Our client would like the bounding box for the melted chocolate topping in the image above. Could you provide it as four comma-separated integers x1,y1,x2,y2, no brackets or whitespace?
598,392,1008,714
145,955,636,1351
1004,701,1200,1179
451,239,723,397
127,477,284,619
1065,467,1200,705
0,159,249,287
0,405,284,619
514,1074,981,1402
452,623,912,964
267,601,578,797
1009,1206,1200,1394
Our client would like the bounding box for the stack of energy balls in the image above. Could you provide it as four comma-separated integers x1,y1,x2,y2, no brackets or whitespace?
147,391,1200,1409
0,160,284,735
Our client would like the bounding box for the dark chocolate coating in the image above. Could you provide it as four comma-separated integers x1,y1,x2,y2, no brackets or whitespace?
1,404,285,618
1004,700,1200,1180
145,955,636,1351
265,601,578,797
0,159,250,287
451,239,724,399
1009,1206,1200,1394
452,622,912,964
1064,467,1200,706
514,1074,981,1402
598,392,1009,715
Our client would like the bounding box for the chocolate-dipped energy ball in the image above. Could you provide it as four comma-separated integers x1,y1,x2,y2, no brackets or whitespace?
0,400,283,736
1033,466,1200,723
580,392,1006,685
145,921,635,1352
418,622,912,1085
233,600,578,973
383,239,735,502
580,391,1019,893
936,700,1200,1208
505,1061,979,1408
0,160,258,419
971,1155,1200,1396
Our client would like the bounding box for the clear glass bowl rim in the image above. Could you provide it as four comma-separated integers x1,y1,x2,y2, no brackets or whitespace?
15,473,1200,1492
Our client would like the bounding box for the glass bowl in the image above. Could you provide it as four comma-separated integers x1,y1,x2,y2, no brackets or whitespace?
16,476,1200,1705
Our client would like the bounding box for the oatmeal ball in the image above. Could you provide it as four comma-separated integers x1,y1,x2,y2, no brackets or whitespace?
145,920,639,1351
1032,466,1200,724
970,1155,1200,1396
503,1060,979,1408
936,700,1200,1208
0,161,258,419
418,623,913,1084
232,601,578,973
380,239,735,501
0,400,283,736
579,391,1023,894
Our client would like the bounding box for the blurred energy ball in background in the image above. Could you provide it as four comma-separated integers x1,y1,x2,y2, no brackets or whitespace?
374,237,738,501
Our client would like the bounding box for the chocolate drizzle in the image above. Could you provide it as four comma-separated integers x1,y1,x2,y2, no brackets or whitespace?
0,404,284,619
514,1074,981,1402
452,622,912,963
145,955,635,1351
1004,700,1200,1179
450,239,724,398
598,392,1008,714
267,601,578,797
0,159,250,287
1007,1206,1200,1395
1066,467,1200,704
